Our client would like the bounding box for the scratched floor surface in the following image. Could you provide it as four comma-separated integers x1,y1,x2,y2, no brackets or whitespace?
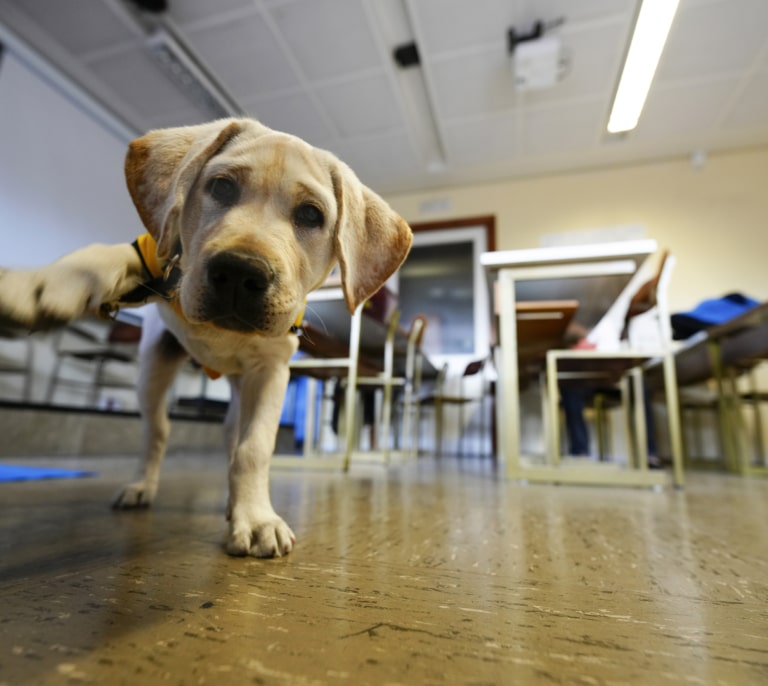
1,452,767,685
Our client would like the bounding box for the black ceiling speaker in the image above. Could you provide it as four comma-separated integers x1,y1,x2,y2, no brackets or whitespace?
393,42,420,69
129,0,168,13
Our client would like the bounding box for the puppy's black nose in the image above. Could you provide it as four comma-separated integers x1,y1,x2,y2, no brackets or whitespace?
204,252,275,330
207,252,273,297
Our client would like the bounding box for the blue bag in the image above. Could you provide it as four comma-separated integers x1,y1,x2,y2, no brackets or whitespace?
671,292,760,339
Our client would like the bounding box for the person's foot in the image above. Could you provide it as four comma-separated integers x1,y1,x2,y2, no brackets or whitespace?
647,454,664,469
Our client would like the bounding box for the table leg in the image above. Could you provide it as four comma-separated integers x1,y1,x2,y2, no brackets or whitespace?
498,269,521,476
343,305,363,471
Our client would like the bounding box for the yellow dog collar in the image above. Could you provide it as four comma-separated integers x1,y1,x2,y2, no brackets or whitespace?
133,233,164,279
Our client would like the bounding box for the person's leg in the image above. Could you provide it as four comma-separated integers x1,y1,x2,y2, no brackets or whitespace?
561,386,590,456
643,383,662,467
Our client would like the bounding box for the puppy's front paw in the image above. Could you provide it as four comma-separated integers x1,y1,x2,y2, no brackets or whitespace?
0,267,96,332
112,480,157,509
226,512,296,558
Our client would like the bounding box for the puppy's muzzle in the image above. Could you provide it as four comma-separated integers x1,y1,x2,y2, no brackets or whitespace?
202,251,276,332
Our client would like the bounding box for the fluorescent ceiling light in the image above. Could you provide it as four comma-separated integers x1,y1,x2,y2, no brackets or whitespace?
607,0,680,133
146,29,241,119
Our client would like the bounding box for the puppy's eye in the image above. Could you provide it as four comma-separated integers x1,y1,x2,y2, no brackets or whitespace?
206,177,240,207
293,203,325,229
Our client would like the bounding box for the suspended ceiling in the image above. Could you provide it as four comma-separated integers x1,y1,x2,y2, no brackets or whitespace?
1,0,767,195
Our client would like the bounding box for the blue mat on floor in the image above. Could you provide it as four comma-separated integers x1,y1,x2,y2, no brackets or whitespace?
0,464,97,482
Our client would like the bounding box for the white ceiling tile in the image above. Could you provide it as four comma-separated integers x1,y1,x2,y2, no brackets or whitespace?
630,77,738,142
657,0,768,81
88,47,210,120
168,0,255,28
365,0,413,45
243,92,334,146
442,113,520,167
330,132,422,190
143,106,218,130
430,50,517,120
527,0,635,25
185,12,299,99
523,100,605,155
722,69,768,131
5,0,134,56
412,0,514,56
313,73,403,137
269,0,381,81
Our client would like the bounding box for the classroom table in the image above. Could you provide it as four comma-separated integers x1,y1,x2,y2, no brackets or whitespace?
481,239,667,486
651,301,768,476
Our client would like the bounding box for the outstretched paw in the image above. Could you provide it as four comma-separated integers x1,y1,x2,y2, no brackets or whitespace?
112,481,157,509
0,268,95,333
226,514,296,558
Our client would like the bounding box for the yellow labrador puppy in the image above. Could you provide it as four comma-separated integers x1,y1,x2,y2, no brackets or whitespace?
0,118,412,558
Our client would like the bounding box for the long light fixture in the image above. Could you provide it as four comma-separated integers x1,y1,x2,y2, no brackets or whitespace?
146,29,241,119
607,0,680,134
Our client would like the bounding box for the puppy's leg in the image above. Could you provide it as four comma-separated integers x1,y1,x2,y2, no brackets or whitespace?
0,244,146,333
113,308,188,508
223,381,241,461
225,354,296,558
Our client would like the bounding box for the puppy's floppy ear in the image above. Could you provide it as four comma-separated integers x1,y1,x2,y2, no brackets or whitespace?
124,119,258,260
330,162,413,313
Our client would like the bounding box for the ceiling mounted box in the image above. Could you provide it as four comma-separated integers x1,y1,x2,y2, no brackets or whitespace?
513,35,562,91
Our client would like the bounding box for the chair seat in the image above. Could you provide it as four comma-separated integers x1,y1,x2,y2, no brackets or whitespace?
419,394,475,406
555,352,657,386
65,350,135,363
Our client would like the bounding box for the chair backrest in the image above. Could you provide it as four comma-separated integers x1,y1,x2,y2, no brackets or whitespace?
408,315,428,348
654,252,677,345
621,249,669,339
625,251,677,350
107,321,142,344
406,315,428,394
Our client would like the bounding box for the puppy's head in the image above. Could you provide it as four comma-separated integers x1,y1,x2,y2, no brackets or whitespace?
125,118,412,335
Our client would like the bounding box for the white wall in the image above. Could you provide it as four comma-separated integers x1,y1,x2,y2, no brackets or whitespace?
0,52,139,267
385,146,768,315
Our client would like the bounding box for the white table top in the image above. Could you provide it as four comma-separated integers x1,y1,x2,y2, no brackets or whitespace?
480,239,658,270
481,239,658,331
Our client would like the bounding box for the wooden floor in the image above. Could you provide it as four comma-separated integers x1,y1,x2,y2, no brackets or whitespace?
1,452,767,685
